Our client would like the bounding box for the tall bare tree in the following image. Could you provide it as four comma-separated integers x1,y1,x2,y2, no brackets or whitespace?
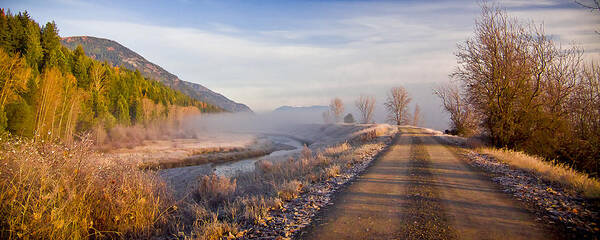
569,62,600,172
384,87,411,125
329,97,344,122
451,3,600,174
451,4,577,147
355,95,376,124
412,104,423,127
434,83,478,136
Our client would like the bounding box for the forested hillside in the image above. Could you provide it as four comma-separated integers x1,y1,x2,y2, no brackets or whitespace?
61,36,253,113
0,9,221,143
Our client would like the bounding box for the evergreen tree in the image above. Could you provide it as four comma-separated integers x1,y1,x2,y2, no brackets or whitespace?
344,113,355,123
0,9,222,141
116,94,129,125
40,21,60,69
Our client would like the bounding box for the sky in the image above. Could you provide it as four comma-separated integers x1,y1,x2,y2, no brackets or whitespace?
3,0,599,130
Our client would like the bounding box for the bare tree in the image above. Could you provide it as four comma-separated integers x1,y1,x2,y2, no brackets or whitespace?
384,87,412,126
329,97,344,122
434,83,478,136
412,104,423,127
355,95,376,124
452,3,587,146
569,62,600,172
450,3,600,174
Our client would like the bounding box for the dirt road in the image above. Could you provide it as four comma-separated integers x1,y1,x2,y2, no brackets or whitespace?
298,127,558,240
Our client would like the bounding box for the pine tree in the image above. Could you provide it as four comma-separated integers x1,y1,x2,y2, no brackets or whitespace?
40,21,60,69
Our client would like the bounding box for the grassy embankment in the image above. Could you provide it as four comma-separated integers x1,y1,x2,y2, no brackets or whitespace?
0,134,174,239
0,126,390,239
443,135,600,199
185,129,389,239
138,146,274,170
478,148,600,199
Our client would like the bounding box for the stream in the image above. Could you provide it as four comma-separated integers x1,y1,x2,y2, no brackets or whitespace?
158,135,304,195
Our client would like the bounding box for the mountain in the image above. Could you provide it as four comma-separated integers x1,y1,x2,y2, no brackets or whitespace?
270,105,329,124
274,105,329,112
61,36,252,113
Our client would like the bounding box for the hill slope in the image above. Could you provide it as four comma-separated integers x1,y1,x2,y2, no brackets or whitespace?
61,36,252,113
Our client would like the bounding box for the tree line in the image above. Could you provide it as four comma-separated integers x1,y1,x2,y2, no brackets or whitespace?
436,4,600,175
0,9,221,143
323,86,421,126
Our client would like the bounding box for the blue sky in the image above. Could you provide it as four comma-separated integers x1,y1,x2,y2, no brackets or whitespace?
3,0,599,129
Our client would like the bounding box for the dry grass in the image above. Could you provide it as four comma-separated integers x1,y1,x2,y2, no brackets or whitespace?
325,164,342,178
359,130,378,142
193,175,237,206
479,148,600,198
140,148,271,170
190,146,244,155
0,123,392,240
0,135,173,239
237,195,281,223
183,136,389,239
277,180,303,201
323,142,351,156
192,213,239,240
255,159,274,173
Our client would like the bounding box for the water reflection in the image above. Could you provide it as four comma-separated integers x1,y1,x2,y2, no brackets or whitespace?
159,135,303,195
213,135,304,177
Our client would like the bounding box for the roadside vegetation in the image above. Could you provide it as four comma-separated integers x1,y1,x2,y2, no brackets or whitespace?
479,148,600,199
0,124,391,239
187,131,389,239
443,133,600,200
0,134,174,239
436,4,600,177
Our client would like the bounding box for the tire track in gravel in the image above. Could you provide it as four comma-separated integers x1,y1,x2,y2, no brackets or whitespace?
398,135,456,239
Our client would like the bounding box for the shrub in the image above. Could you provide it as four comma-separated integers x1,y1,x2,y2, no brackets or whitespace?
239,195,281,223
255,159,274,173
193,213,238,240
277,180,303,201
360,130,377,142
0,135,173,239
301,144,312,160
344,113,355,123
315,152,331,167
325,164,341,178
194,175,237,206
324,142,350,156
